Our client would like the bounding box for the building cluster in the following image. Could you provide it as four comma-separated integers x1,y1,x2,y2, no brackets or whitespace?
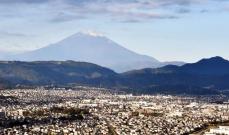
0,88,229,135
205,126,229,135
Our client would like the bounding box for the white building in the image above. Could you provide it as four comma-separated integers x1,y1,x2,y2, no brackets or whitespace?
205,126,229,135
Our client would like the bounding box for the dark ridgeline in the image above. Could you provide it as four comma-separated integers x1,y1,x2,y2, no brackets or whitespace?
0,61,118,88
0,56,229,95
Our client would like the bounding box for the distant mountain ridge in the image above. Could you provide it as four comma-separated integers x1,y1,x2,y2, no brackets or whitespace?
125,56,229,75
121,56,229,94
0,56,229,95
6,32,185,72
181,56,229,75
0,61,118,87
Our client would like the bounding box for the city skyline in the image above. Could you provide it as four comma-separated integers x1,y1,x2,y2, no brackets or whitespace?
0,0,229,62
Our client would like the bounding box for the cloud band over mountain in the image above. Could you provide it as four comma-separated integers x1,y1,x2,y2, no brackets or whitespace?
1,0,229,23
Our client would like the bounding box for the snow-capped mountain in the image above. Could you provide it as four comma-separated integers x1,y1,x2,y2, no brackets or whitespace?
8,32,183,72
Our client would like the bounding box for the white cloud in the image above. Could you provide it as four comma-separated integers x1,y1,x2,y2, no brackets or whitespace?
0,0,228,23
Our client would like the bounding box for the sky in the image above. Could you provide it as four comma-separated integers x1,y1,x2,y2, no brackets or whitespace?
0,0,229,62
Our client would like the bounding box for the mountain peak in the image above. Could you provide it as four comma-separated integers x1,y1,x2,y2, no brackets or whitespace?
65,32,107,43
209,56,226,61
198,56,227,64
10,31,162,72
181,56,229,75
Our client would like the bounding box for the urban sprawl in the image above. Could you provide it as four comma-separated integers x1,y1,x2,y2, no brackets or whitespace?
1,87,229,135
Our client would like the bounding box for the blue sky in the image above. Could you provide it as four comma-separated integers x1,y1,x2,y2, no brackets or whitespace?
0,0,229,62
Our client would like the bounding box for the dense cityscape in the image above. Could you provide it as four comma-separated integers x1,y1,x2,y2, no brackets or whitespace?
0,87,229,135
